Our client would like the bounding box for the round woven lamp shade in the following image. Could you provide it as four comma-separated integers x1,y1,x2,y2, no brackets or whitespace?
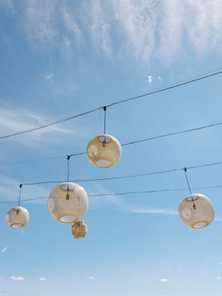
87,134,122,168
48,182,88,224
6,207,30,229
178,193,214,229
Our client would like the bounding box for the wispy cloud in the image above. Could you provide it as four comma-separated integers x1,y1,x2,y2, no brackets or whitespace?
0,106,76,147
7,0,222,63
131,207,178,216
160,278,169,283
1,247,7,254
88,275,95,281
9,276,24,281
39,277,47,281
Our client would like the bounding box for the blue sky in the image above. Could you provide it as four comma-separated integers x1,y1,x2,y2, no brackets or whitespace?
1,0,222,295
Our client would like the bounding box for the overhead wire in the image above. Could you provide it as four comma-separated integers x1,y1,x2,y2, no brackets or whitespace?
2,183,222,205
0,69,222,141
20,158,222,187
1,119,222,167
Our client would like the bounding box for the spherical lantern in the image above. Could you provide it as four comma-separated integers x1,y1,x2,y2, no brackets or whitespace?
178,193,214,229
6,207,30,229
48,182,88,223
72,220,88,239
87,134,122,168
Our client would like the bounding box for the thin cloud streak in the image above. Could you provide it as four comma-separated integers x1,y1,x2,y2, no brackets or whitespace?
131,207,178,216
6,0,222,63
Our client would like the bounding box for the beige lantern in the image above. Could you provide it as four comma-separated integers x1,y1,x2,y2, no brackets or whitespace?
72,220,88,239
87,134,122,168
6,207,30,229
48,182,88,223
178,193,215,229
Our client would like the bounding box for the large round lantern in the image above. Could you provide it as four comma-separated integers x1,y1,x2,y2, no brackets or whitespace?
48,182,88,223
87,134,122,168
178,193,214,229
72,220,88,239
6,207,30,229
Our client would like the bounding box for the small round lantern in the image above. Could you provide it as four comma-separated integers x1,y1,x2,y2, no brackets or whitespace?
87,134,122,168
178,193,214,229
48,182,88,223
72,220,88,239
6,207,30,229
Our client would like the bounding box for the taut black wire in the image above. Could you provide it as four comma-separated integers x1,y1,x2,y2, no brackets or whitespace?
122,121,222,147
4,183,222,204
69,120,222,158
0,69,222,141
20,158,222,187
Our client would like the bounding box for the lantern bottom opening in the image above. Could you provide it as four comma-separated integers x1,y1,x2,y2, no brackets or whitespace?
10,223,23,229
191,220,209,229
95,159,112,168
59,215,77,223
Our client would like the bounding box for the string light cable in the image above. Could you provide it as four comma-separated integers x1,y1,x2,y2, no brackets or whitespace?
0,69,222,141
19,158,222,187
2,183,222,205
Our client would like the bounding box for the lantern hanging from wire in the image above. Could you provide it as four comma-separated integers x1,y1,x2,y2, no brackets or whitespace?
6,184,30,229
48,155,89,224
87,106,122,168
71,220,88,239
178,168,215,229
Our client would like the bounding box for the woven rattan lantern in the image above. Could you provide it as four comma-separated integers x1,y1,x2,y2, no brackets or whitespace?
6,207,30,229
178,193,215,229
48,182,88,223
87,134,122,168
72,220,88,239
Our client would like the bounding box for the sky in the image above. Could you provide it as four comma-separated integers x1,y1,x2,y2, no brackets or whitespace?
1,0,222,295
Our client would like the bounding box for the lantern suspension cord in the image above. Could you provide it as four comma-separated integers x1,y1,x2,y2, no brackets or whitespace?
20,159,222,187
0,69,221,141
18,184,22,207
183,167,197,209
183,168,192,194
66,155,71,199
103,106,107,134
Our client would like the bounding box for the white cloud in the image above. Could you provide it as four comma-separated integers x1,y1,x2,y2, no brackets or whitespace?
22,0,59,44
160,278,169,283
39,277,47,281
9,276,24,281
216,275,222,281
0,106,76,147
147,75,153,84
131,207,178,216
1,247,7,254
88,275,95,281
8,0,222,63
43,73,54,80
